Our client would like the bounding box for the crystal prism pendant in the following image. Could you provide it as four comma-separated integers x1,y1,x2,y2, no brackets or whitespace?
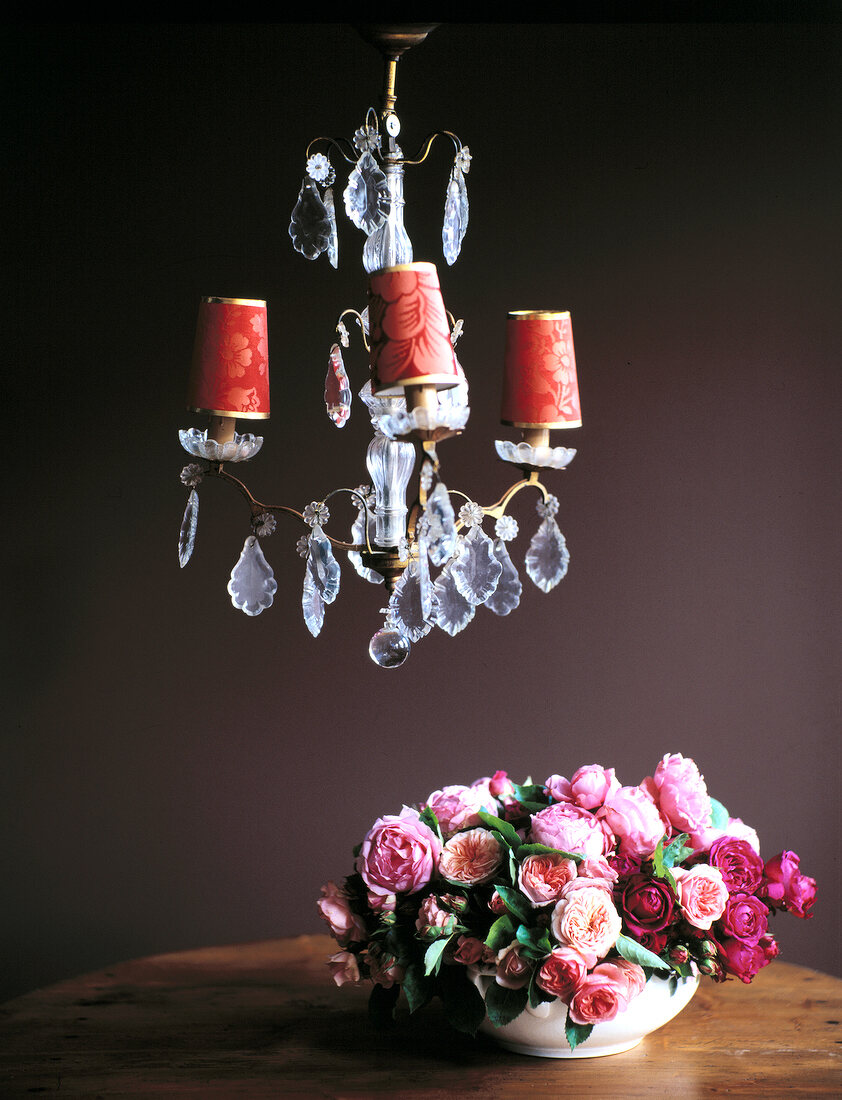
289,179,331,260
442,162,469,265
525,517,570,593
389,561,435,643
302,558,326,637
344,151,391,234
424,481,458,567
324,186,339,269
325,343,352,427
348,509,383,585
433,563,476,636
227,535,278,615
452,527,503,606
308,524,341,604
178,489,199,568
484,538,522,616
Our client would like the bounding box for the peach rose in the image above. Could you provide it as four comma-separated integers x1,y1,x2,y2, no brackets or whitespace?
568,959,646,1025
439,828,504,886
518,852,578,906
550,884,622,967
672,864,729,929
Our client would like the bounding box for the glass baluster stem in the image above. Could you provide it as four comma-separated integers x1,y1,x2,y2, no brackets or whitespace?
363,155,413,274
365,429,415,547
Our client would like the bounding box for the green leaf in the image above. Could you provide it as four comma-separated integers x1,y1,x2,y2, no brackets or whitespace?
517,800,551,814
419,804,443,841
565,1011,593,1052
484,913,515,952
402,962,434,1014
437,964,487,1035
477,811,521,848
516,843,584,863
368,982,400,1027
709,797,729,830
515,923,552,960
511,782,547,805
615,933,671,971
662,832,693,869
650,839,679,897
424,936,450,977
494,885,533,925
528,969,556,1009
484,980,529,1028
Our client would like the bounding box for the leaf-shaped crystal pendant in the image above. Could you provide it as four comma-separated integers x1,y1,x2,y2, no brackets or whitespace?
348,510,383,585
433,564,476,636
484,539,522,616
442,163,469,266
178,489,199,568
308,524,341,604
389,562,435,643
344,151,390,234
424,481,458,567
525,517,570,593
324,343,352,427
452,527,503,606
289,179,331,260
227,535,277,615
324,186,339,269
302,558,325,637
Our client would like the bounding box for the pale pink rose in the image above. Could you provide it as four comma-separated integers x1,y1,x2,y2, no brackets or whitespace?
518,852,578,906
357,808,442,897
560,875,612,896
599,957,647,999
569,764,621,810
577,855,619,885
544,774,574,802
366,945,405,988
535,946,589,1001
495,942,532,989
439,828,504,885
651,753,711,833
327,950,360,987
529,801,608,859
317,881,367,946
425,784,495,836
568,960,644,1025
599,786,665,859
551,885,622,967
672,864,729,929
367,890,397,913
415,895,457,939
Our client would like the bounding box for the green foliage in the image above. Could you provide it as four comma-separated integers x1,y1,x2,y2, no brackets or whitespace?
515,923,552,960
494,885,532,925
651,838,679,897
484,980,529,1028
709,797,730,830
564,1012,593,1052
662,832,693,868
615,933,671,971
477,811,521,848
516,842,584,863
419,804,443,841
511,782,548,806
423,936,450,977
402,962,434,1014
484,913,515,952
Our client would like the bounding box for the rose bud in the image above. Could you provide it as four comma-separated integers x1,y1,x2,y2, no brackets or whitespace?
669,945,690,964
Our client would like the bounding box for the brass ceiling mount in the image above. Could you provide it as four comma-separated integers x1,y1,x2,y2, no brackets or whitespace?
353,24,441,123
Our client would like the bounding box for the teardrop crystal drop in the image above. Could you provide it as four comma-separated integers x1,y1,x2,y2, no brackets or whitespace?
178,489,199,568
289,179,331,260
525,517,570,593
484,538,522,616
227,535,277,616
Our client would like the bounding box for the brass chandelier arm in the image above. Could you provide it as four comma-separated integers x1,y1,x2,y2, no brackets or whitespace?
400,130,463,167
206,466,368,553
305,135,359,165
337,308,370,352
480,471,550,520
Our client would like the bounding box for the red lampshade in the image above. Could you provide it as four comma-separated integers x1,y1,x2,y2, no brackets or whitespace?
501,310,581,429
367,262,460,396
187,296,270,419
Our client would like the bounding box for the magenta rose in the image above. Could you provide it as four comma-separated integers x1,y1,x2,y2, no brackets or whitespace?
535,946,588,1001
650,753,711,834
530,801,608,859
764,850,817,918
357,809,442,897
569,764,621,810
719,933,779,984
568,959,646,1025
707,836,765,895
619,873,675,936
672,865,729,930
718,893,769,944
599,786,665,859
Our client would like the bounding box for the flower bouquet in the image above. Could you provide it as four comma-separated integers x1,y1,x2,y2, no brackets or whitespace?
318,755,816,1054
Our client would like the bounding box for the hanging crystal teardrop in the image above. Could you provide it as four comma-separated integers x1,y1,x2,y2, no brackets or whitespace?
227,536,278,616
178,489,199,568
324,186,339,269
289,179,331,260
442,162,469,265
325,343,352,427
433,563,476,636
344,151,391,235
308,524,341,604
484,538,522,616
525,517,570,593
452,526,503,606
302,557,326,637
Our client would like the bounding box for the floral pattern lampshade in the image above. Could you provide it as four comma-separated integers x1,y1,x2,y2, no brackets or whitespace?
367,262,460,396
501,310,581,429
187,296,270,419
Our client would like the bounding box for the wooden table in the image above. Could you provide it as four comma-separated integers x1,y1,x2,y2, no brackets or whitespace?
1,935,839,1097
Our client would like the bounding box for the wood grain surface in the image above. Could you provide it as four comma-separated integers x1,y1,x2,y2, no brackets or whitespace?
1,934,839,1097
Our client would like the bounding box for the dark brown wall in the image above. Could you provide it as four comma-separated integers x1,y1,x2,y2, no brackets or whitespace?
3,19,839,1002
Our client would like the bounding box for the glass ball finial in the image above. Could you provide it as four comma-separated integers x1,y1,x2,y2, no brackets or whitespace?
369,624,411,668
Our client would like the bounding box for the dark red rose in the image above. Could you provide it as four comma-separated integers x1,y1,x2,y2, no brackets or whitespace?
718,893,769,944
619,873,675,936
608,852,642,878
706,837,764,895
636,929,669,956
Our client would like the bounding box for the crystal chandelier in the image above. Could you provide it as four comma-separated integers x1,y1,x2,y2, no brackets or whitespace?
177,23,582,668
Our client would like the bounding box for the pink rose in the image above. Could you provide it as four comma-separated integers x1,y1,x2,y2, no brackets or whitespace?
536,946,588,1001
569,764,621,810
719,893,769,944
764,850,817,919
366,944,405,988
327,950,360,987
568,959,645,1025
415,895,458,940
719,933,779,983
495,942,532,989
599,786,665,859
357,808,441,897
551,884,622,967
544,774,574,802
317,881,367,946
529,801,608,859
650,753,711,833
672,864,729,929
600,957,647,1000
452,935,494,967
439,827,504,886
577,856,619,885
707,836,765,895
425,783,495,836
518,852,578,906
